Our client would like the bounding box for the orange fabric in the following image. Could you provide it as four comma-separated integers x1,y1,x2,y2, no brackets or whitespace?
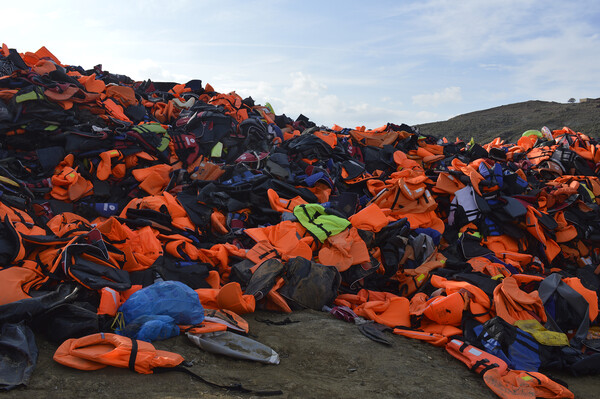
34,46,62,65
517,135,537,151
421,322,463,338
336,289,401,316
199,243,246,280
395,257,445,298
304,182,331,204
348,203,389,232
210,211,229,235
133,165,172,195
554,211,577,243
216,282,256,314
97,287,120,316
120,192,195,231
46,212,91,237
168,83,190,97
245,221,313,263
409,292,430,316
493,276,546,324
564,277,598,322
314,131,337,148
434,172,466,194
32,59,58,75
393,328,448,347
399,210,445,233
119,285,143,304
318,227,370,272
0,203,36,226
349,128,398,148
525,206,546,245
368,170,437,215
105,85,137,107
51,166,93,201
483,236,532,268
205,270,220,289
0,89,18,102
0,267,44,306
422,292,466,326
265,277,292,313
53,333,184,374
152,100,180,123
354,296,410,328
100,98,131,123
446,338,508,377
78,73,106,93
194,288,220,309
544,238,561,263
393,150,422,171
97,150,126,181
468,257,512,278
267,189,308,213
483,368,574,399
187,156,224,181
430,275,492,323
1,43,9,57
180,322,227,334
195,283,256,314
96,218,162,271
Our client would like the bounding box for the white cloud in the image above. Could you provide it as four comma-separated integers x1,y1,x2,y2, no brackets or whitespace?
412,87,462,107
259,72,439,128
5,0,600,129
479,64,514,71
506,28,600,102
414,111,441,122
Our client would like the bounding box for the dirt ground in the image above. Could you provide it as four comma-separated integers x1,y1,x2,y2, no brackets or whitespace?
4,309,600,399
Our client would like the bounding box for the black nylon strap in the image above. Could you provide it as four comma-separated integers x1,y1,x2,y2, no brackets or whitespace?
255,317,299,326
258,248,279,260
469,359,488,373
479,363,499,375
390,187,402,210
299,205,333,238
129,338,138,372
153,366,283,396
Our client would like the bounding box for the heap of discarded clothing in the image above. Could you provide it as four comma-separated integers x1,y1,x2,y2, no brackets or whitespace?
2,44,600,398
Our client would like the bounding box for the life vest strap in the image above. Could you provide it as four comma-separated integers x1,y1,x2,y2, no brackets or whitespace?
470,359,499,375
129,337,138,372
153,365,283,396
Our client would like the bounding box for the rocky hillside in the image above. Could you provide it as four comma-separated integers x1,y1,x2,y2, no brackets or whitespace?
416,98,600,144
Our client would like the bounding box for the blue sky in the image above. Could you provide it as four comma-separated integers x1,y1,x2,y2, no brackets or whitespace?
3,0,600,129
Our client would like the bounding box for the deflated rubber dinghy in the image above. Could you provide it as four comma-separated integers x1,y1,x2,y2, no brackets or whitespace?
186,331,280,364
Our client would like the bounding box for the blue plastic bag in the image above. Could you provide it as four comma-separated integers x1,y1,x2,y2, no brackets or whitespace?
117,315,180,342
119,280,205,325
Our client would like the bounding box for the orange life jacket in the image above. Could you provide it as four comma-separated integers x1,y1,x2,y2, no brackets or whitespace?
446,338,508,376
317,227,370,272
353,296,411,328
483,368,574,399
493,276,547,324
195,282,255,314
54,333,184,374
430,275,492,323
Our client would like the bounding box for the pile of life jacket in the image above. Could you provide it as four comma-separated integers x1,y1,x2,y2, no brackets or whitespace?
2,44,600,398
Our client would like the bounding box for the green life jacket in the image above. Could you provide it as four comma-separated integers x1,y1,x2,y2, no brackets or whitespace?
293,204,350,243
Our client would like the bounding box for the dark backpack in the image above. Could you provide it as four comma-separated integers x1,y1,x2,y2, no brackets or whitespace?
185,110,237,157
464,316,554,372
280,257,341,311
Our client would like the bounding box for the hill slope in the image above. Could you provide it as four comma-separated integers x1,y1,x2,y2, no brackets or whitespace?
416,99,600,144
